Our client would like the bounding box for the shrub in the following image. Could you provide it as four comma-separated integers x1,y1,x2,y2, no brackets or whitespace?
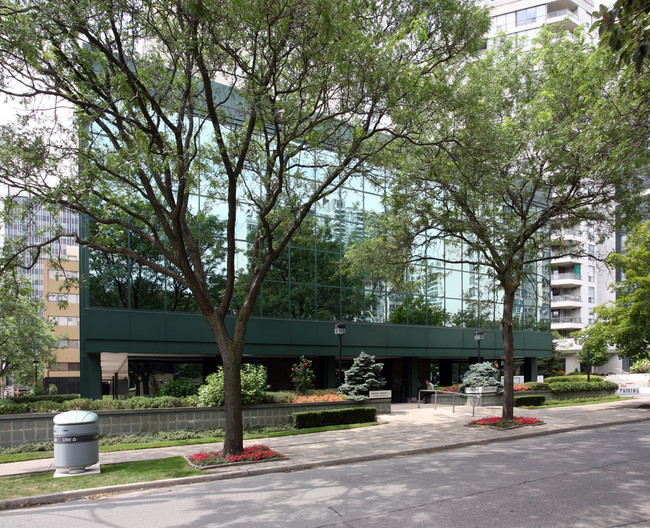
549,381,618,393
63,398,93,410
0,402,29,414
9,394,79,404
524,382,551,390
198,364,268,407
459,362,502,392
150,396,183,408
630,360,650,373
28,401,63,413
547,375,604,383
290,356,315,394
158,378,198,398
514,395,546,406
292,407,377,429
338,351,386,397
48,383,58,395
90,398,125,410
262,391,294,404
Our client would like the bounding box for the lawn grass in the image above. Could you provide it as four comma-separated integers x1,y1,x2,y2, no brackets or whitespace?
0,457,202,501
0,422,379,464
517,395,631,408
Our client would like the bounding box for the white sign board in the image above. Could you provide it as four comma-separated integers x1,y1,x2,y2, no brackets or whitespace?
616,387,640,394
369,390,392,399
537,375,544,382
501,376,525,384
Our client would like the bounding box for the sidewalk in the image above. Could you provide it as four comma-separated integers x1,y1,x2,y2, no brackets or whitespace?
2,396,650,509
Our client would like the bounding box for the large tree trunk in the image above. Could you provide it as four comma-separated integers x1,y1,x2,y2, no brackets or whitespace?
221,346,243,456
501,285,516,421
203,311,245,456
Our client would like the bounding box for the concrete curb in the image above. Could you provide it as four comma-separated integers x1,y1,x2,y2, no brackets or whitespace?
2,414,649,511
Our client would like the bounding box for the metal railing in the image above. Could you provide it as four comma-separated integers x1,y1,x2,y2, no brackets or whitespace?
551,272,582,280
417,390,480,416
551,316,582,324
551,294,582,303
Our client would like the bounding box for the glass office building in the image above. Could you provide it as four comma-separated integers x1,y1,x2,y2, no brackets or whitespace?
80,87,552,402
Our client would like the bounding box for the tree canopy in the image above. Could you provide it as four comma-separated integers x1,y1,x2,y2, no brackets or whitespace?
0,0,490,454
579,221,650,362
0,272,57,387
592,0,650,72
350,30,649,419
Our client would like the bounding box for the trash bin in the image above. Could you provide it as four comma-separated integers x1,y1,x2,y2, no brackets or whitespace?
53,410,99,474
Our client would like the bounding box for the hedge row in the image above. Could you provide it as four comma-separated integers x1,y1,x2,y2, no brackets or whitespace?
546,375,604,384
524,382,551,390
549,381,618,393
292,407,376,429
514,395,546,407
5,394,80,404
0,391,324,415
0,396,193,414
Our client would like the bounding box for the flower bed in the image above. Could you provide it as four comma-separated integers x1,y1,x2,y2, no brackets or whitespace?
639,403,650,409
434,385,459,393
514,383,531,391
468,416,544,428
187,444,284,467
290,390,347,403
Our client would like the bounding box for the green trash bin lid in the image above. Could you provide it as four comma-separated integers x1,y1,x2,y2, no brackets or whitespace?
53,410,99,425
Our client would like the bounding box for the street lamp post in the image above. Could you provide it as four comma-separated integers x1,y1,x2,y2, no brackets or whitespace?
474,331,484,363
334,323,346,387
33,359,39,389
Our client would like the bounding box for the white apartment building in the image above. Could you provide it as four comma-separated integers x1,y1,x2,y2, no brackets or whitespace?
487,0,625,374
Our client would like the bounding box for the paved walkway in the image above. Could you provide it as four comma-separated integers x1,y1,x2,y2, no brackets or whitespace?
2,396,650,509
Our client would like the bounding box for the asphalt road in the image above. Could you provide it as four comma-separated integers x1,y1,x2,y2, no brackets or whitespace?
4,422,650,528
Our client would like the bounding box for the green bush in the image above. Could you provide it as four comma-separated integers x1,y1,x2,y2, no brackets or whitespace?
292,407,377,429
28,401,64,413
338,352,386,397
262,391,294,404
459,362,502,392
158,378,198,398
90,398,125,410
524,382,551,390
0,401,29,414
9,394,80,404
630,360,650,373
198,364,269,407
291,356,315,394
514,395,546,406
63,398,93,410
550,381,618,393
547,375,604,383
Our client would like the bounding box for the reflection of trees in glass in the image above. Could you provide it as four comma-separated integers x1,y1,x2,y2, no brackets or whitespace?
89,212,227,312
389,296,446,326
236,217,376,321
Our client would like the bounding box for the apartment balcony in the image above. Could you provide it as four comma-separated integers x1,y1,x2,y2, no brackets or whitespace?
551,228,583,245
551,272,582,288
551,294,583,310
551,252,582,267
546,9,580,31
551,316,584,332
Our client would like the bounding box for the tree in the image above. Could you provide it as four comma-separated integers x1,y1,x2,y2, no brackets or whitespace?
579,221,650,362
592,0,650,72
0,272,57,388
575,328,610,376
338,351,386,398
0,0,490,454
353,30,649,420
